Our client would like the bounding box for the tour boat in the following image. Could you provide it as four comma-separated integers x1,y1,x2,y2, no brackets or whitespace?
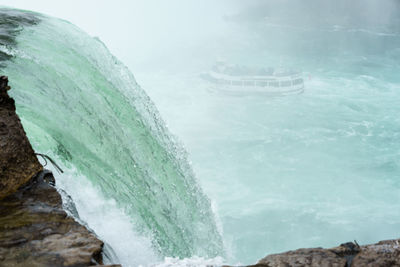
201,62,304,95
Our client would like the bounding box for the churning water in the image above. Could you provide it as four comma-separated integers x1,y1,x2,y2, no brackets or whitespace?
1,3,400,266
137,7,400,264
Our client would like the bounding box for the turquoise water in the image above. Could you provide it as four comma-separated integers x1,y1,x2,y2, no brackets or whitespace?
2,5,400,266
138,14,400,264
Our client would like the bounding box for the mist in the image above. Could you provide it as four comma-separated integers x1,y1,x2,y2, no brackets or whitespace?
1,0,399,73
1,0,400,265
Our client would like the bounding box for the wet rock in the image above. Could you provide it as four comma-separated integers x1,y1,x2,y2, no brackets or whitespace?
0,170,105,267
351,239,400,266
251,239,400,267
0,76,42,200
256,247,347,267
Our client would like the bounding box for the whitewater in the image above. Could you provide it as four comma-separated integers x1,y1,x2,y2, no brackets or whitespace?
1,3,400,266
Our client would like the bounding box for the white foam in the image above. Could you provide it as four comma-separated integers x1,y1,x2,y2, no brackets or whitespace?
152,256,225,267
45,163,160,267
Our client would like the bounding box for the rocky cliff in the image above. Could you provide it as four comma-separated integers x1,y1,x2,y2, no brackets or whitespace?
0,76,42,200
0,76,119,267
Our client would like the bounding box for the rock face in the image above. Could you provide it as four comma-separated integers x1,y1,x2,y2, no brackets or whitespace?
0,76,43,200
0,171,104,267
253,240,400,267
351,239,400,267
0,76,119,266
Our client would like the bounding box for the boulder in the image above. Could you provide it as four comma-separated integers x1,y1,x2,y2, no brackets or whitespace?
256,247,347,267
351,239,400,266
252,240,400,267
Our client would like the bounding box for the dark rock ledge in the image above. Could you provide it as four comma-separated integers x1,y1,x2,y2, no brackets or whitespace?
0,76,121,267
244,239,400,267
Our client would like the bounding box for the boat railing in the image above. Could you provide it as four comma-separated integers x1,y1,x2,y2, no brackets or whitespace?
211,72,304,88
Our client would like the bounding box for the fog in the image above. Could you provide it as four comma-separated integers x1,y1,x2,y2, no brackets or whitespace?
1,0,400,265
0,0,240,72
1,0,399,74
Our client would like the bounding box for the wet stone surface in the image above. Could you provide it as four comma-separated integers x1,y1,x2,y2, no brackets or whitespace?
0,75,42,200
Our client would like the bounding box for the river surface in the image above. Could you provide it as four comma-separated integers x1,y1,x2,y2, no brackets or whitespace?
137,17,400,264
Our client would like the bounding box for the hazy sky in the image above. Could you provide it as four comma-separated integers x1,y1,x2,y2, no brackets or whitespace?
0,0,245,72
0,0,398,73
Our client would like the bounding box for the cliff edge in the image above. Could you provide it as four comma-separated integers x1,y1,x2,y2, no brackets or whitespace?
0,76,119,267
0,76,42,200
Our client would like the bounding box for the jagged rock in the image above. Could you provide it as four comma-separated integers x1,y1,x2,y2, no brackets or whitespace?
256,247,347,267
0,76,42,200
0,171,104,267
252,240,400,267
351,239,400,266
